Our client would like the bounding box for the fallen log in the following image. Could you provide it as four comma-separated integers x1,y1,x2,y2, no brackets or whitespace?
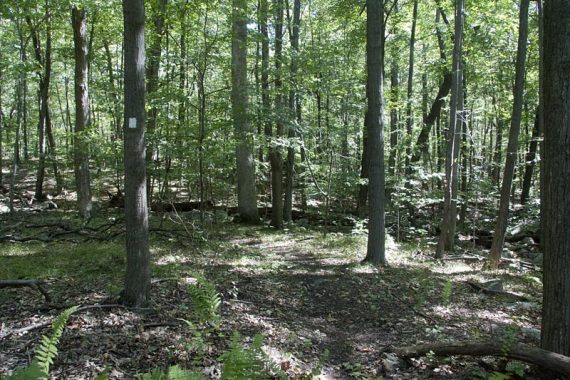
0,279,51,302
465,281,531,301
395,341,570,377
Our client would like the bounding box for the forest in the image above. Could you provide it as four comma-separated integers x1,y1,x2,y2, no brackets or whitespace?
0,0,569,378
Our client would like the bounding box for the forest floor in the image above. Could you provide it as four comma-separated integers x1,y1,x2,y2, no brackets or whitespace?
0,197,548,379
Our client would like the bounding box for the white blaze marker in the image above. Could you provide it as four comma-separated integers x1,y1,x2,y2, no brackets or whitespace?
128,117,137,129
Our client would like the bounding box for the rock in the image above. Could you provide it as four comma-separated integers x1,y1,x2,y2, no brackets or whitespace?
41,201,58,210
532,253,543,267
521,327,541,342
482,279,503,291
517,302,539,311
521,237,536,246
0,204,10,214
381,353,405,373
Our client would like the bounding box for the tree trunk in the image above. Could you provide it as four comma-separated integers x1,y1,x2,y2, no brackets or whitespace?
232,0,259,224
487,0,529,269
404,0,418,174
283,0,301,222
267,0,284,228
71,7,93,219
520,110,539,205
145,0,168,203
356,113,369,217
388,59,399,176
435,0,464,258
121,0,151,308
27,7,52,202
541,0,570,357
363,0,386,266
0,65,3,188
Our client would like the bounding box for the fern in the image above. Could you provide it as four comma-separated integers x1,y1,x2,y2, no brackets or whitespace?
187,273,221,328
7,305,79,379
35,305,79,376
138,365,205,380
220,332,288,380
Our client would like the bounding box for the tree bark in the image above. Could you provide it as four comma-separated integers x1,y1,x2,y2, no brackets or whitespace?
266,0,284,228
71,7,93,219
404,0,418,174
121,0,151,308
435,0,464,258
541,0,570,357
145,0,168,203
283,0,301,222
27,7,52,202
487,0,529,269
388,59,399,176
363,0,386,266
520,110,539,205
396,342,570,377
232,0,259,224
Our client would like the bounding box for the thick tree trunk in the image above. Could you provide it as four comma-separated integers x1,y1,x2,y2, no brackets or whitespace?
363,0,386,265
541,0,570,357
71,7,93,219
121,0,151,308
435,0,464,258
487,0,529,269
283,0,301,222
232,0,259,224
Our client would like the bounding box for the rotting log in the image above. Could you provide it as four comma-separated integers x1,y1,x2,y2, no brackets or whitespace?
395,341,570,377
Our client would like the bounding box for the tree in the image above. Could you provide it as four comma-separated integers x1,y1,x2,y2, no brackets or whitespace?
404,0,418,174
71,6,93,219
261,0,284,229
541,0,570,357
232,0,259,224
26,2,52,201
486,0,529,269
145,0,168,202
121,0,151,308
435,0,464,258
362,0,386,266
283,0,301,222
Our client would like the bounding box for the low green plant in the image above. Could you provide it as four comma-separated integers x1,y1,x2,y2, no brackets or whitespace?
219,332,286,380
137,365,205,380
441,279,453,306
187,273,222,329
8,305,79,379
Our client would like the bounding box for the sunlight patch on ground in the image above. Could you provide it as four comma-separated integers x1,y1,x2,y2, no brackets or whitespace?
430,262,477,275
155,253,191,266
0,244,42,257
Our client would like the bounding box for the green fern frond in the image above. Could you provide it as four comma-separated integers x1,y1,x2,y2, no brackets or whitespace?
6,305,79,379
138,365,205,380
220,332,285,380
34,305,79,376
187,273,221,328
